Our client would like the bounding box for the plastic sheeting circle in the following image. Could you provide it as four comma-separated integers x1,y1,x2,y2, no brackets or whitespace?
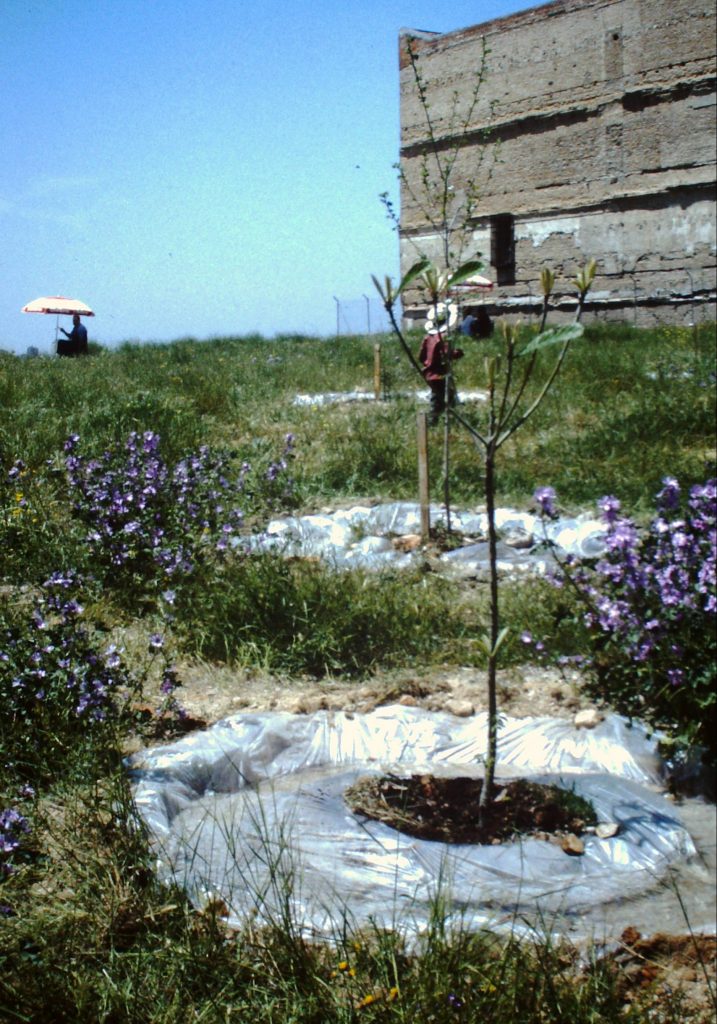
239,501,607,574
129,708,697,940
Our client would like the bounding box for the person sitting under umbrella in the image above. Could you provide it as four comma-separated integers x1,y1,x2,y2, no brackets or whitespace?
58,314,88,357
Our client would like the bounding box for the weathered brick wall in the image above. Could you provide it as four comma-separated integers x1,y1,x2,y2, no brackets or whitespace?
399,0,716,325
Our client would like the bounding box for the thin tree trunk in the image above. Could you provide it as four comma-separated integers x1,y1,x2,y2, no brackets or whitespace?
480,445,499,814
442,380,451,533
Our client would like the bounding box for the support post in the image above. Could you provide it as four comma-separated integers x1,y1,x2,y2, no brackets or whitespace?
417,410,430,541
373,344,382,399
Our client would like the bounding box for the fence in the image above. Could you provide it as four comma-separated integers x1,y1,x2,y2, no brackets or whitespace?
331,295,395,336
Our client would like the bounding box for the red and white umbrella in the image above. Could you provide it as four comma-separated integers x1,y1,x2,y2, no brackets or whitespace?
21,295,95,349
22,296,95,317
448,274,493,296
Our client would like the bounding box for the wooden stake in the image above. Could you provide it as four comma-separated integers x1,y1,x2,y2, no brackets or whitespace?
417,410,430,541
373,343,382,399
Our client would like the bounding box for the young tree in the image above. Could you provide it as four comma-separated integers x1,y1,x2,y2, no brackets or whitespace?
382,34,494,271
373,260,596,817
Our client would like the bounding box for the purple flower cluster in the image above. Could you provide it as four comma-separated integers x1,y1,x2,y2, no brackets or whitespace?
536,478,716,755
582,479,716,662
0,807,30,876
1,571,136,729
533,485,557,519
265,433,296,493
157,665,187,721
64,432,248,583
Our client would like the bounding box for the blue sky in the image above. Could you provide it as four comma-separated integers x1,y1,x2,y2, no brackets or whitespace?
2,0,523,354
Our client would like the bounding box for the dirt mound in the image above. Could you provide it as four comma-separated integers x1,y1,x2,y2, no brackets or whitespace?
344,773,597,846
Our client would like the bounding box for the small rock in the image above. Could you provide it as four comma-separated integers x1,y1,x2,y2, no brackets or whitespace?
298,695,328,714
444,698,474,718
596,822,619,839
398,694,418,707
574,708,604,729
503,528,534,549
392,533,423,552
560,833,585,856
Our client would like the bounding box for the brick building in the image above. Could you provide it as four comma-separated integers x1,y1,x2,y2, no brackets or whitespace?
398,0,716,326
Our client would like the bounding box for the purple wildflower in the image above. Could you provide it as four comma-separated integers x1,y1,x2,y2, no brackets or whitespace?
597,494,621,524
657,476,681,511
533,485,557,518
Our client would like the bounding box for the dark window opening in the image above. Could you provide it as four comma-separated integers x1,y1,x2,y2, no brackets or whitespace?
491,213,515,285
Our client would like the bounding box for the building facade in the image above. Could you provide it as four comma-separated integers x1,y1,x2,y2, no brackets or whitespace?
398,0,716,326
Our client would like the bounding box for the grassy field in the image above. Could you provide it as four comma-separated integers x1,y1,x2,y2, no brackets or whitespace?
1,321,715,1022
2,322,714,509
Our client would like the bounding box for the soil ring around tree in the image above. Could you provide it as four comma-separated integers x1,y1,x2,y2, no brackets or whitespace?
344,773,598,847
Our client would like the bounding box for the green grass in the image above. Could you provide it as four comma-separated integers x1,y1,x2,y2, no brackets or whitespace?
2,323,713,514
1,768,701,1024
1,321,715,1022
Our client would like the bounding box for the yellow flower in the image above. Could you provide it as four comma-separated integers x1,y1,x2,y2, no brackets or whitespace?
356,987,398,1010
357,993,378,1009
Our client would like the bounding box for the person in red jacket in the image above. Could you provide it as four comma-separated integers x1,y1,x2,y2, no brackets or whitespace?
418,327,464,424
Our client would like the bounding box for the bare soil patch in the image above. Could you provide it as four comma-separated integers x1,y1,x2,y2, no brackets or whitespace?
608,929,716,1022
163,660,589,729
344,773,597,845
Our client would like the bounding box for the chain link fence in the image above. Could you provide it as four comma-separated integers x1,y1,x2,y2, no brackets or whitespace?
331,295,395,336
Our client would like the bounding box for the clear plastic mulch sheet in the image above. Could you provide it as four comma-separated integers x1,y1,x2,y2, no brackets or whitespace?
237,501,607,574
128,707,700,941
291,388,488,408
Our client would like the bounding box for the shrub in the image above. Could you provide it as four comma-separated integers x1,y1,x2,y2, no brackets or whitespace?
62,430,295,602
0,571,142,785
536,479,717,762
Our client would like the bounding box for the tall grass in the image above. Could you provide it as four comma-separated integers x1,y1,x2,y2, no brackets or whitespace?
3,324,713,511
1,323,714,667
1,322,715,1021
175,554,476,674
